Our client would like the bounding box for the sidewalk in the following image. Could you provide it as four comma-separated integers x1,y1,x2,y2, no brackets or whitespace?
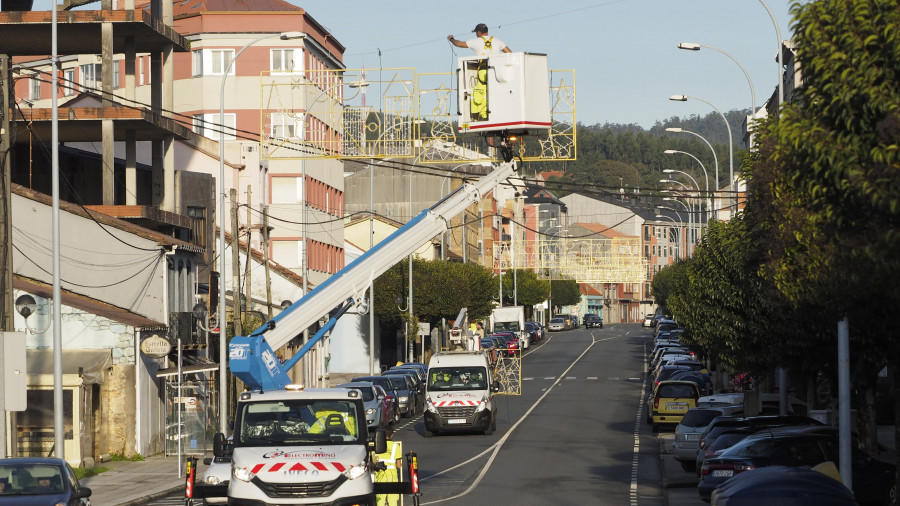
80,452,207,506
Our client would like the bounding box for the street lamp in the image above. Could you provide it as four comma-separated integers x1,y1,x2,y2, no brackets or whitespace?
669,94,735,217
665,128,718,217
677,42,756,116
654,214,682,260
662,159,708,228
662,197,694,254
217,31,305,433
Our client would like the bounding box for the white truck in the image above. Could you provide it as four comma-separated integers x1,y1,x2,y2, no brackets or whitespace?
197,142,522,505
423,351,500,436
491,306,528,350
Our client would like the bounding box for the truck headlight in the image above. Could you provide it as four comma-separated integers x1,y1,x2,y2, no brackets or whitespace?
205,475,222,485
426,399,437,413
343,460,369,480
232,465,256,482
475,396,489,412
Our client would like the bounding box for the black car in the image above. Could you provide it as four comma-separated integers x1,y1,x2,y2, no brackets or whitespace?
0,457,92,506
583,314,603,328
699,425,896,504
711,465,857,505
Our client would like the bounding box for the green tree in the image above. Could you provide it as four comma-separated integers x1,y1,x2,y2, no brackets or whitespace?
549,278,581,309
498,269,551,318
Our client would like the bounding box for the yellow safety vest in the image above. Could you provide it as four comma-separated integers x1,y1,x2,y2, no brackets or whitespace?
375,440,403,506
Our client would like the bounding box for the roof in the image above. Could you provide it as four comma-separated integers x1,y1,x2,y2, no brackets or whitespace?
578,283,602,296
573,222,631,239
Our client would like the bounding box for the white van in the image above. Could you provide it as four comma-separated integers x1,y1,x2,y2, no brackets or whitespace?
423,352,500,436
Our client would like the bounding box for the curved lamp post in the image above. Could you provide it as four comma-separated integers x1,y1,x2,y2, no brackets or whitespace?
662,197,693,254
665,128,719,216
663,151,709,221
669,94,734,217
677,42,756,116
654,214,682,260
218,31,305,432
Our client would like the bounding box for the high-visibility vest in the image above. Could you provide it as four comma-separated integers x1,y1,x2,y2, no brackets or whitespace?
375,440,403,506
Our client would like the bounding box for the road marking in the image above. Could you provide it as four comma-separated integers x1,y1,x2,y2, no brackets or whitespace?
630,339,650,506
421,335,602,504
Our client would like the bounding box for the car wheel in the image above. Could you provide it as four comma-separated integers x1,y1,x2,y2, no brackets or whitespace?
484,417,496,436
886,480,897,506
679,461,695,472
423,428,433,438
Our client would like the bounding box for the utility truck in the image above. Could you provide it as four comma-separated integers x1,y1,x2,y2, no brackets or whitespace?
186,49,557,505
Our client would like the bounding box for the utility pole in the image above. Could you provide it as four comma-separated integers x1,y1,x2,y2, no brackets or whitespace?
263,208,273,319
245,186,252,317
0,54,12,460
230,189,242,335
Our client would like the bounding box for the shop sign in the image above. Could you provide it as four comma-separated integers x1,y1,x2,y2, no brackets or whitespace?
141,335,172,358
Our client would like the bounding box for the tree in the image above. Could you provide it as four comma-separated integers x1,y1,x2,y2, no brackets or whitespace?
549,278,581,309
499,269,551,319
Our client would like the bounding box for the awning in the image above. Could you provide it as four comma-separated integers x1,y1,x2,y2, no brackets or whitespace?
26,349,112,385
156,355,219,378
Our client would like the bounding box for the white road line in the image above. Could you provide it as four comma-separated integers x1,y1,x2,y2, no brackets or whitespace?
630,339,649,506
421,335,602,504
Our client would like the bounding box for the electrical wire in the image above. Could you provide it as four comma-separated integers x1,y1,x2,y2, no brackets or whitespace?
13,243,165,289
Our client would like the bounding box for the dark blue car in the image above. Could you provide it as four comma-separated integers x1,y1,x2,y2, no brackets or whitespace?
0,457,92,505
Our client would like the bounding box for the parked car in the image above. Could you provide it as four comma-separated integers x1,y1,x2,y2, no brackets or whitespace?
669,370,713,396
0,457,92,506
384,367,424,396
199,437,232,505
698,425,896,504
673,407,724,471
490,332,519,356
710,465,858,506
336,381,394,436
382,373,418,417
390,363,427,385
695,415,825,475
583,314,603,328
350,375,402,423
695,427,757,476
647,380,700,431
525,321,542,344
526,321,544,342
643,313,656,327
548,318,567,332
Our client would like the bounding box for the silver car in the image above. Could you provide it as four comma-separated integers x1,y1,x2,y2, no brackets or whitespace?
672,407,723,472
548,318,566,331
336,381,389,433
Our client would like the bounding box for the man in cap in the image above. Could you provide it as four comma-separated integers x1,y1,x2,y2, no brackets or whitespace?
447,23,511,57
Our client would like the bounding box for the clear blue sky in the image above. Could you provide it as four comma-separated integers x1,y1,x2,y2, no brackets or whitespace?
31,0,797,129
298,0,797,128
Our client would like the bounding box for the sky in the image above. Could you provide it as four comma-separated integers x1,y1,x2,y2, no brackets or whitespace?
29,0,799,129
296,0,798,129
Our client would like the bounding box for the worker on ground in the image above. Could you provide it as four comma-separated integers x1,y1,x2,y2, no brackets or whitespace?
447,23,512,57
373,438,403,506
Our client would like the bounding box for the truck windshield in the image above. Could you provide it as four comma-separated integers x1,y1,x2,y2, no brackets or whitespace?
235,399,363,446
428,367,487,392
494,322,520,332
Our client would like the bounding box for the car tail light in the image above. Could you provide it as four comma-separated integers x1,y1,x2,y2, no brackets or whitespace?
653,397,659,410
704,449,715,457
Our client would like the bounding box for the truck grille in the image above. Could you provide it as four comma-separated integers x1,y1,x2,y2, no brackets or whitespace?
253,474,347,498
437,406,477,419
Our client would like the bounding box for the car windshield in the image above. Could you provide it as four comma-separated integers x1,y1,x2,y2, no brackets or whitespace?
387,377,408,390
494,322,521,332
338,385,374,402
550,318,564,324
0,464,64,495
236,399,363,446
428,366,487,391
657,384,697,398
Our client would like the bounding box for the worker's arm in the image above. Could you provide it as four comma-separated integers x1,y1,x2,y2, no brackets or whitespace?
447,35,468,49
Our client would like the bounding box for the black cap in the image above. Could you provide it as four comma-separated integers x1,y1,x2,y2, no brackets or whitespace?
473,23,488,33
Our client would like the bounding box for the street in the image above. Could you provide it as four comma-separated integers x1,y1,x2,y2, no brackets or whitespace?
157,323,690,505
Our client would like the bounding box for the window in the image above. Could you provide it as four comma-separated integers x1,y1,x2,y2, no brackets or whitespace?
271,113,299,139
139,56,145,85
271,49,300,73
192,49,203,76
63,69,75,96
210,49,234,75
113,61,120,89
194,113,236,140
271,177,303,204
79,63,101,91
30,77,40,100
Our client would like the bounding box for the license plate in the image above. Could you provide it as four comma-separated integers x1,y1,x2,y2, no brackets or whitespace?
447,419,466,424
686,434,700,440
712,470,733,478
666,403,687,411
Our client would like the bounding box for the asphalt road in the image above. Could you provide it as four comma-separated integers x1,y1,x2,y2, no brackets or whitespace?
391,322,665,505
158,323,671,505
